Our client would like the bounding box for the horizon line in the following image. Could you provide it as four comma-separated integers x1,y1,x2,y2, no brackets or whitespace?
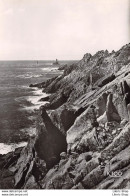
0,59,79,61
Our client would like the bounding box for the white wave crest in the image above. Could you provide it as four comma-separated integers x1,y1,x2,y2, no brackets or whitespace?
0,142,27,155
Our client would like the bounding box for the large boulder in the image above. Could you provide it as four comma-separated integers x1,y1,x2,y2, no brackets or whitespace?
34,106,67,169
50,104,85,134
67,106,98,152
106,93,121,122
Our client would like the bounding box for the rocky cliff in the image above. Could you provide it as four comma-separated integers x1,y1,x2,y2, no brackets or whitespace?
0,43,130,189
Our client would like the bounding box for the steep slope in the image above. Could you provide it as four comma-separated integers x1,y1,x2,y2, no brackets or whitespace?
0,43,130,189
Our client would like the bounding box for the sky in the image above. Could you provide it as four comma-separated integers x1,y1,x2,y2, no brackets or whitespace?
0,0,129,60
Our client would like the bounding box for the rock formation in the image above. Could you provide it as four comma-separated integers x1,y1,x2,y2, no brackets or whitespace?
0,43,130,189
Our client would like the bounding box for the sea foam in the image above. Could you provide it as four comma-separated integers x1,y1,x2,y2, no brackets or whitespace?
0,142,27,155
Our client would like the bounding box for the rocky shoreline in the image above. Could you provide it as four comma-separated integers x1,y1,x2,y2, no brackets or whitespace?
0,43,130,189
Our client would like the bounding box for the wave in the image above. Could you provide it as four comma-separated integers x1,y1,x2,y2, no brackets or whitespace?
16,67,61,79
16,72,43,79
41,67,59,72
26,89,49,105
21,102,49,111
16,88,50,112
0,142,27,155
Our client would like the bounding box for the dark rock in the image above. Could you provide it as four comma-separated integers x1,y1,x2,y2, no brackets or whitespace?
127,104,130,121
46,92,69,109
60,152,67,160
0,170,15,189
67,106,98,152
39,96,50,102
14,141,35,188
101,124,130,160
44,75,63,94
96,92,108,116
106,93,121,122
50,105,85,134
81,166,105,188
29,76,58,88
34,106,67,169
24,175,40,189
124,72,130,76
97,74,116,87
63,64,77,76
58,64,67,70
83,53,92,62
122,80,130,95
74,173,84,185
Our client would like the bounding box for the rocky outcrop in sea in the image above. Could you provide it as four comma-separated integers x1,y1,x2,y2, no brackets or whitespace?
0,43,130,189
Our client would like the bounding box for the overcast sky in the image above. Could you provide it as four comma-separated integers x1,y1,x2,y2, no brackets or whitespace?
0,0,129,60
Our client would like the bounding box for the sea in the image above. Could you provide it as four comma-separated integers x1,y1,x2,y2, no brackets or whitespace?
0,60,76,154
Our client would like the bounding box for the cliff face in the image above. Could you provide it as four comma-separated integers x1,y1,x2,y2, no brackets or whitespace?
1,43,130,189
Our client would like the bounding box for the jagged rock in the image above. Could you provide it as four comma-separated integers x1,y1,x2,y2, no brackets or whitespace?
109,167,130,189
58,64,67,71
39,95,50,102
121,80,130,95
97,74,116,87
97,145,130,189
50,104,85,134
101,124,130,160
0,148,25,189
14,140,35,188
105,122,120,133
14,141,47,189
127,103,130,121
77,152,93,164
97,179,115,189
96,92,108,116
105,145,130,177
120,119,128,126
106,93,121,122
0,170,14,189
74,172,84,185
67,106,98,152
72,182,84,189
41,156,75,189
2,43,130,190
60,152,67,160
45,91,70,109
81,166,105,188
31,158,47,182
97,111,107,124
112,130,117,135
34,106,67,169
63,63,77,76
83,53,92,62
41,153,99,189
44,75,63,94
29,76,58,88
24,175,40,189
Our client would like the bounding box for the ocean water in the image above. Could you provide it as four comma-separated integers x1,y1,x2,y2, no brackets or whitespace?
0,60,74,154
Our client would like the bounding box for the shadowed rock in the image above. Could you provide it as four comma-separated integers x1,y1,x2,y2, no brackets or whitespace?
106,93,121,122
122,80,130,95
127,103,130,121
67,106,98,152
50,105,85,134
98,74,116,87
96,92,108,116
35,106,67,169
39,96,50,102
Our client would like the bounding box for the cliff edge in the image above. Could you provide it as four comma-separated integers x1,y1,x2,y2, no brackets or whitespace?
0,43,130,189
